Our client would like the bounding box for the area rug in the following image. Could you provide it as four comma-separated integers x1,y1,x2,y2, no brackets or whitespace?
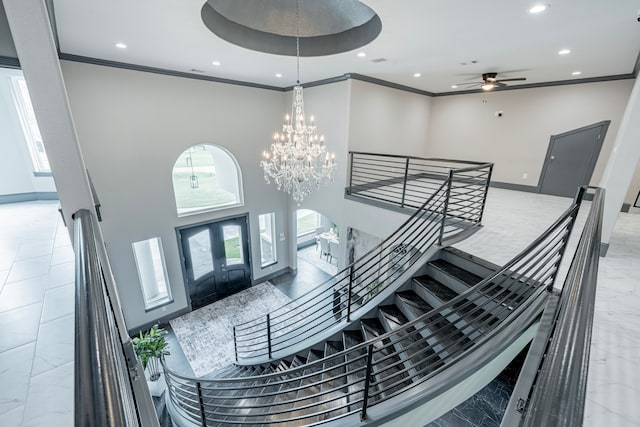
169,282,293,377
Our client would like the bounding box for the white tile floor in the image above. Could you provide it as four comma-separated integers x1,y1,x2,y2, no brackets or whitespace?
0,190,637,426
0,201,74,427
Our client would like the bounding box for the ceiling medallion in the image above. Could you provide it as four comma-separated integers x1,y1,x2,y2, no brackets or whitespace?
201,0,381,56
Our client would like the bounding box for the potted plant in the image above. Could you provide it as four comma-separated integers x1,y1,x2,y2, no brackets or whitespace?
132,324,170,382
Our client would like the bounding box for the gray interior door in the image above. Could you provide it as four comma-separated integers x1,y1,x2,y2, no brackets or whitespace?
539,122,608,198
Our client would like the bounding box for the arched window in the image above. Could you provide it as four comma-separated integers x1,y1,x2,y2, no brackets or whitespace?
172,144,244,216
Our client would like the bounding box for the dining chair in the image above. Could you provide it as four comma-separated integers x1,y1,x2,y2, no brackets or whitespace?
329,240,339,264
319,236,331,260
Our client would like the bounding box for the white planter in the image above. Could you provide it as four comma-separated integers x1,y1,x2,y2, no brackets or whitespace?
147,372,166,397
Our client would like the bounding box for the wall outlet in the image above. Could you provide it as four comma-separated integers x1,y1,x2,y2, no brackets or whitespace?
522,172,528,180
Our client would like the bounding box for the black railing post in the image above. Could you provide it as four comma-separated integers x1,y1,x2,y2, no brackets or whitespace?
438,170,454,245
361,344,374,421
400,157,410,207
233,326,238,362
347,265,354,322
266,314,272,359
196,381,207,427
478,164,494,224
347,152,355,195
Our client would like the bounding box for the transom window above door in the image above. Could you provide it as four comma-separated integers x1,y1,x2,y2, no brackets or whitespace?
172,144,244,216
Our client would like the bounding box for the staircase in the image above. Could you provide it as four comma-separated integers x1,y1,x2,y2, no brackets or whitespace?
165,246,555,426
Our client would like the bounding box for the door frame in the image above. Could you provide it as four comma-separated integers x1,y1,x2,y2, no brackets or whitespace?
537,120,610,195
175,212,253,310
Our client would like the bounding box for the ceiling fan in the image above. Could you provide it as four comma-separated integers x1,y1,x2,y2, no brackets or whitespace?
456,72,527,91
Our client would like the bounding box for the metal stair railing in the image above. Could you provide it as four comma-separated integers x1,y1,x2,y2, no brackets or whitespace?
504,187,605,427
163,187,584,426
347,151,493,220
233,159,493,363
73,209,159,427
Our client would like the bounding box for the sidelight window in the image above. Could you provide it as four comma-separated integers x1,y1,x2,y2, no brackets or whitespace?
132,237,173,310
259,213,277,267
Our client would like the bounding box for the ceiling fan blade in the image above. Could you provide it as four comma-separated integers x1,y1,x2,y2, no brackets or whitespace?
495,77,527,82
494,81,507,87
454,81,482,86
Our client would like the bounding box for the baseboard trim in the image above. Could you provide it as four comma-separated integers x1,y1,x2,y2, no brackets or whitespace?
0,191,58,204
129,306,191,336
489,181,540,193
253,266,293,285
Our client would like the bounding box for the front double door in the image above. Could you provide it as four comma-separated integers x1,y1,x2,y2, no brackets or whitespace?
179,215,251,310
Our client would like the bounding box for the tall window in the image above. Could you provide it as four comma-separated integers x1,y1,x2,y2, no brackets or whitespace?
10,76,50,173
296,209,321,236
259,213,277,267
172,144,244,216
132,237,173,310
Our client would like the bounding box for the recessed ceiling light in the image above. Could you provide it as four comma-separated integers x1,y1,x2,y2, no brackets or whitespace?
558,49,571,55
275,73,282,78
115,42,127,49
212,61,221,66
572,71,582,76
357,52,366,58
451,85,458,89
413,73,421,78
529,4,549,14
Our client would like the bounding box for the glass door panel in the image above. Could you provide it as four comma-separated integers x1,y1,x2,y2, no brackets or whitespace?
187,229,214,280
222,224,244,266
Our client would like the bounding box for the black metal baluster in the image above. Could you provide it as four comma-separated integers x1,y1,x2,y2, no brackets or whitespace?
361,344,374,421
347,265,354,322
196,381,207,427
266,314,272,359
233,326,238,362
400,157,410,207
439,170,454,245
478,164,494,224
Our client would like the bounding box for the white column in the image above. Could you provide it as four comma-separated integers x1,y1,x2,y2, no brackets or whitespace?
599,76,640,254
3,0,95,238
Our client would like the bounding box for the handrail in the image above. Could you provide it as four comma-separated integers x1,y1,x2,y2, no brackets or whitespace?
233,159,493,363
73,209,159,427
164,186,582,426
516,187,604,426
347,152,494,213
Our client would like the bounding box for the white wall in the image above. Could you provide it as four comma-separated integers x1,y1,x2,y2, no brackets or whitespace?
427,80,633,186
61,61,292,330
348,79,432,156
0,67,56,196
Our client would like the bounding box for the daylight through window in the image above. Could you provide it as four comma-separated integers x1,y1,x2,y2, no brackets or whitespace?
172,144,244,216
10,76,50,173
259,213,277,267
132,237,173,310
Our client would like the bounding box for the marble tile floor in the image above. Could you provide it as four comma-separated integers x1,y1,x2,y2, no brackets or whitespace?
0,201,74,427
296,244,338,276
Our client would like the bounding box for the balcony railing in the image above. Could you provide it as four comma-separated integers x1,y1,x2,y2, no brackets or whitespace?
73,209,159,427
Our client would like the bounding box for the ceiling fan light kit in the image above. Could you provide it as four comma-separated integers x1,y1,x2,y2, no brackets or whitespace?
456,72,527,91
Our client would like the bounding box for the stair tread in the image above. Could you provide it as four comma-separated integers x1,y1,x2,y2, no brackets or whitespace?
396,291,473,355
413,275,459,301
361,318,412,397
378,305,443,376
431,259,483,286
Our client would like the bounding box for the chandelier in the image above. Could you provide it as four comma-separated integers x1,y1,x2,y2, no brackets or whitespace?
260,1,336,203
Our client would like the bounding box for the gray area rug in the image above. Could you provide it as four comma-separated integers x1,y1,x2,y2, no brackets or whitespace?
169,282,292,377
